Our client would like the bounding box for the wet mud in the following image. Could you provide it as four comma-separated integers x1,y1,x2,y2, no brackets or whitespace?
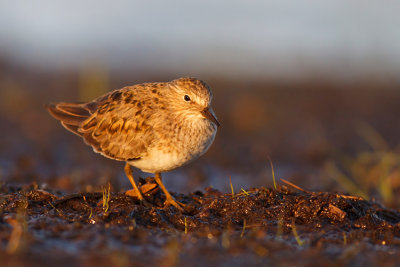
2,60,400,266
1,181,400,266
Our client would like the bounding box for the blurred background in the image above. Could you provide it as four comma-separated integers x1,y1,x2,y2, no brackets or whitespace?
1,1,400,207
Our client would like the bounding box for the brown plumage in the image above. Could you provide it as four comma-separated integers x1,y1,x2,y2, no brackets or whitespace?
46,77,220,211
47,88,152,161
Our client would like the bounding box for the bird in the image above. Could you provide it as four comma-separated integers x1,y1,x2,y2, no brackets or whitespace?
46,77,219,211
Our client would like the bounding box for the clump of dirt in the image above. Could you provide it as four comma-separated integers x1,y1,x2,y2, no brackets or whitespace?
1,181,400,266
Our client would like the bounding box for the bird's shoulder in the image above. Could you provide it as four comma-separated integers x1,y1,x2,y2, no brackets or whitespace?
85,82,167,115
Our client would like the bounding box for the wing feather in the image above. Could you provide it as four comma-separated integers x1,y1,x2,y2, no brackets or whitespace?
46,86,158,161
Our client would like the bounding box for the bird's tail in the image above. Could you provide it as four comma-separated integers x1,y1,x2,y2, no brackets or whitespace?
45,102,91,136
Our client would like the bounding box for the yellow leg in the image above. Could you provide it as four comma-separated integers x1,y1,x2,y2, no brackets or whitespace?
124,163,144,201
154,173,185,211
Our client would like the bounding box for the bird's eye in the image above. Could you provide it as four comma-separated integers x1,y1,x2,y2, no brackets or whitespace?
184,95,191,102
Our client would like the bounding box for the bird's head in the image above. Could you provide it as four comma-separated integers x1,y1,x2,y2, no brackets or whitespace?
167,77,220,128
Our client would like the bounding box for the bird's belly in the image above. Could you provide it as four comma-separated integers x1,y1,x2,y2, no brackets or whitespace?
129,126,216,173
129,150,191,173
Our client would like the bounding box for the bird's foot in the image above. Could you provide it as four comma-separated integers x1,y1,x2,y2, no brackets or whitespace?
125,189,152,208
125,183,158,198
163,196,186,212
125,188,142,198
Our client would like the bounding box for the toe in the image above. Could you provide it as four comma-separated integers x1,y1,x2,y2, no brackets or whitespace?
164,199,185,212
125,189,144,200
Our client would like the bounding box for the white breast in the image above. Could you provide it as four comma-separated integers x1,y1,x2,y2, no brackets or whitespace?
129,120,217,173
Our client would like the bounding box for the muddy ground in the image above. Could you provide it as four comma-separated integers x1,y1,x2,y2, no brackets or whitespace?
1,180,400,267
2,60,400,266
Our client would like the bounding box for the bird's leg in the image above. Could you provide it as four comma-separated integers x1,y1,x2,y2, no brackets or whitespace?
154,173,185,212
124,163,146,202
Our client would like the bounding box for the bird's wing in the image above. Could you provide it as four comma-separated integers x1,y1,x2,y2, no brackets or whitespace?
47,87,157,161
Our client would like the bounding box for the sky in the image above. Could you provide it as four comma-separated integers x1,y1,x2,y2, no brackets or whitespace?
1,0,399,80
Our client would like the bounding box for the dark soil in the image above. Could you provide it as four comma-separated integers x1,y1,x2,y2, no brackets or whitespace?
1,181,400,267
2,60,400,266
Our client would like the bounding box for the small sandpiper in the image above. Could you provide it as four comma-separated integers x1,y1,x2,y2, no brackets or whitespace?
46,77,220,211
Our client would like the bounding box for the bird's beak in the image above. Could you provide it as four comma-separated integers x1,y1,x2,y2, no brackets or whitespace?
201,107,220,127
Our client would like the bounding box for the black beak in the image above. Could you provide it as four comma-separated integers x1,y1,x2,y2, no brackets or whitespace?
201,107,220,127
